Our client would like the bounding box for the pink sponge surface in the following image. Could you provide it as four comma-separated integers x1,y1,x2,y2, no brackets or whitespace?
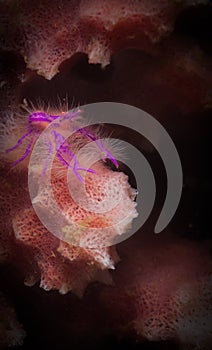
0,0,206,79
100,233,212,346
0,110,137,296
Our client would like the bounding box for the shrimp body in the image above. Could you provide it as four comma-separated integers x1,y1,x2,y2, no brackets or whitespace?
5,108,118,181
5,109,79,168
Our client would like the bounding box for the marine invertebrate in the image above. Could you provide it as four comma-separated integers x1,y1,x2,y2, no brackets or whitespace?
0,0,208,79
0,2,211,348
100,233,212,348
0,104,138,295
3,107,118,178
4,108,94,180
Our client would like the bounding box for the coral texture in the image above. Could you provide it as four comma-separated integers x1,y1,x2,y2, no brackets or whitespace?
0,108,137,296
0,0,211,348
100,234,212,348
0,0,208,79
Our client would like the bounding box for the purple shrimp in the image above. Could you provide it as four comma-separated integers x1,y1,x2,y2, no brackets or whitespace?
6,109,118,182
5,109,80,166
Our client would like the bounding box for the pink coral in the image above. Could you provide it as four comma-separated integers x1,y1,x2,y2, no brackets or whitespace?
0,1,211,347
0,108,137,296
0,0,207,79
100,233,212,347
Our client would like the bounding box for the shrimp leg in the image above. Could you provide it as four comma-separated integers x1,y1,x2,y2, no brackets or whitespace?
11,137,34,166
5,129,33,153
